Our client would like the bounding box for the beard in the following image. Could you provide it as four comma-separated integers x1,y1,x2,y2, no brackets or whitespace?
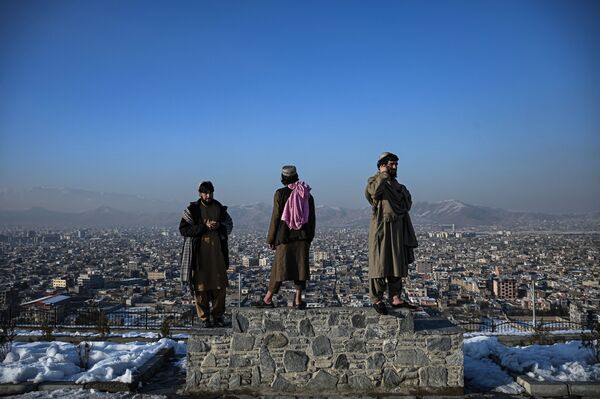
388,169,397,178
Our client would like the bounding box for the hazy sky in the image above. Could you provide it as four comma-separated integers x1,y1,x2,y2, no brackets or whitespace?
1,0,599,213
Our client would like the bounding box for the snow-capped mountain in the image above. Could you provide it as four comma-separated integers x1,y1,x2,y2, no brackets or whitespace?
0,188,598,230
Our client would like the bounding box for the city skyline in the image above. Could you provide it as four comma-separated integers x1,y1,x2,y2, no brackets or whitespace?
1,0,599,213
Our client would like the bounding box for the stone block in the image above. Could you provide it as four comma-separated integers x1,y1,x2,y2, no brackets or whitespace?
232,333,255,351
229,354,250,368
271,375,293,391
383,368,402,388
349,374,373,390
330,326,353,337
85,381,133,392
264,332,289,348
36,382,79,391
345,338,366,353
299,318,315,336
339,372,348,385
187,338,211,353
568,381,600,397
186,370,196,385
395,348,429,366
334,354,349,370
201,353,216,368
232,312,249,333
314,359,333,368
283,350,309,372
228,374,241,389
399,312,415,333
259,347,276,373
263,319,285,331
366,352,386,369
310,369,339,390
426,337,452,352
251,367,261,386
312,335,333,356
0,383,36,396
351,313,366,328
207,371,221,390
445,350,463,366
383,339,398,353
365,324,386,339
516,375,569,397
419,366,448,387
328,312,340,326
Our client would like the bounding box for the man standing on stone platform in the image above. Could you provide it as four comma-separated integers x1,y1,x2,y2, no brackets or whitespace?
179,181,233,328
255,165,315,309
365,152,418,315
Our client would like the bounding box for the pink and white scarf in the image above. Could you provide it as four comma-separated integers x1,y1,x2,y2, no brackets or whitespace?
281,181,311,230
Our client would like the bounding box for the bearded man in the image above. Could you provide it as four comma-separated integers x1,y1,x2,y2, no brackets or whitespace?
365,152,418,315
179,181,233,327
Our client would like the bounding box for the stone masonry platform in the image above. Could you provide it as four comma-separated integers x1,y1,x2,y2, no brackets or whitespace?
186,307,463,396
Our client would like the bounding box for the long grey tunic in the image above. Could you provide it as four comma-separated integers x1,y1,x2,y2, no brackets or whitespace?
365,171,418,279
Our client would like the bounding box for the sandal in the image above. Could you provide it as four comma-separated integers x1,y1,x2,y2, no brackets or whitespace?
293,300,307,310
391,300,418,310
372,301,388,315
252,299,275,308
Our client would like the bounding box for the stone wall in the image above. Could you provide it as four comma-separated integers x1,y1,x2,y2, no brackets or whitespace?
186,308,463,396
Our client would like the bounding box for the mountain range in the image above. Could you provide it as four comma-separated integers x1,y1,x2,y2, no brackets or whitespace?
1,187,598,230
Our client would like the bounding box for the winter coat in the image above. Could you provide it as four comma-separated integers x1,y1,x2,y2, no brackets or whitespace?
179,199,233,291
365,172,418,278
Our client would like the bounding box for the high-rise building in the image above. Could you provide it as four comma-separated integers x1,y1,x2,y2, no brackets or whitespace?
77,273,105,289
493,278,517,299
314,251,330,262
417,261,434,274
52,277,68,289
0,288,19,310
242,256,259,268
147,271,166,280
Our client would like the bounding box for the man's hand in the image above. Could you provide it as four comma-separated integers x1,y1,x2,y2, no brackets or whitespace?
205,219,220,230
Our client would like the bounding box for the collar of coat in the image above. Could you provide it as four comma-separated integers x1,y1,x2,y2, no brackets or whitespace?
183,199,227,224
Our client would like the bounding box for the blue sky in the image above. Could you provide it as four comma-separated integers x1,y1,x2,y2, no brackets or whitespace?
1,0,598,213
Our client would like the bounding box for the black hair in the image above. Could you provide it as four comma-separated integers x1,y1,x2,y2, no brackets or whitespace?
198,181,215,193
377,153,399,168
281,173,299,185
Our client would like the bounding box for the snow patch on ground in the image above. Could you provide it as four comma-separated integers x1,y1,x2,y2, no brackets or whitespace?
1,339,179,384
4,388,167,398
464,336,600,391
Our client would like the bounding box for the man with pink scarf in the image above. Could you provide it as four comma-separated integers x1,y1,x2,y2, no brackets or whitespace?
255,165,316,309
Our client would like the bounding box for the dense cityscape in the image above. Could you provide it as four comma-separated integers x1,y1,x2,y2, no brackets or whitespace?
0,226,598,329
